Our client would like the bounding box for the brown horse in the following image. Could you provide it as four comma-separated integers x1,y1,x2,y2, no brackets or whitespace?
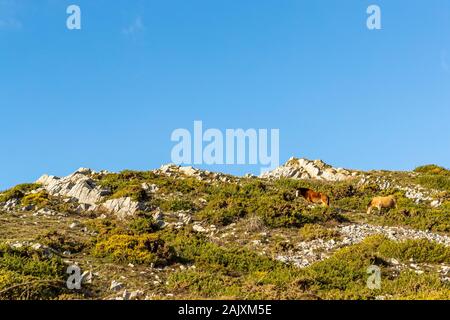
296,188,330,207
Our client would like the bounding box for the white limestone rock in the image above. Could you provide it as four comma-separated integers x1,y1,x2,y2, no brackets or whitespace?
37,168,109,206
260,157,355,182
102,197,145,219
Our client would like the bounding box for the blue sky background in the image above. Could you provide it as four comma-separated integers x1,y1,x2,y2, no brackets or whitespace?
1,0,449,190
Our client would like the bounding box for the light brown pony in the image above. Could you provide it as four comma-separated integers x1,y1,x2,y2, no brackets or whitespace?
296,188,330,207
367,196,397,214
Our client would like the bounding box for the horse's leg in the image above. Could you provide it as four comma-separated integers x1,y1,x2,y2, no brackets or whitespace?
377,205,382,215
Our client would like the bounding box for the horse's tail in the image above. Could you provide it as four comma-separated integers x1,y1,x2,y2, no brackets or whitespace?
322,194,330,207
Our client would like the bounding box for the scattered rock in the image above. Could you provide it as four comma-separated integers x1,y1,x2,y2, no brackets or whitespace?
110,280,124,291
69,222,79,229
152,209,166,228
431,200,442,208
123,290,144,300
35,208,59,216
142,183,159,193
156,164,233,183
76,203,94,213
193,224,208,233
21,204,35,211
2,198,20,211
81,271,93,284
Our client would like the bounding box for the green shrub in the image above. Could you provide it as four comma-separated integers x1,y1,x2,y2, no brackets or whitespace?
167,269,242,298
159,198,197,212
377,239,450,264
0,183,41,203
113,185,149,202
0,243,70,300
162,228,284,273
98,171,153,202
128,215,159,234
164,228,304,299
93,234,174,265
416,175,450,192
85,219,124,237
414,165,450,176
21,191,51,208
37,231,87,254
97,170,210,200
413,165,450,192
299,224,340,241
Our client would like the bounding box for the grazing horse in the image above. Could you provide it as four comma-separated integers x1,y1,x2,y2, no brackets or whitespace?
367,196,397,214
296,188,330,207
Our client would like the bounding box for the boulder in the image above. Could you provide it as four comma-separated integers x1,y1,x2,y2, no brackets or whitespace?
178,166,198,176
142,183,159,193
110,280,124,291
193,224,208,233
152,209,165,228
102,197,145,219
431,199,442,208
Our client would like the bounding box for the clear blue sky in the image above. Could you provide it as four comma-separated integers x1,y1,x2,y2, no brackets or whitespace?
1,0,449,190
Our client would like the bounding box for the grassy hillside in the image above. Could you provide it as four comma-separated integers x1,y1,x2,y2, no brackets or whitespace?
0,163,449,300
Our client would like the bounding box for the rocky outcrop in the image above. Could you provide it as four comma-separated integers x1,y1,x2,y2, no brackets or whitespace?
156,164,233,183
36,168,146,218
260,157,357,181
37,168,110,206
102,197,146,219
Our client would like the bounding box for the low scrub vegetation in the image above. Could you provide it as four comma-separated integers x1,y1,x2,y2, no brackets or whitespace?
165,230,450,299
0,184,41,203
0,243,71,300
93,234,175,266
414,165,450,192
299,224,341,241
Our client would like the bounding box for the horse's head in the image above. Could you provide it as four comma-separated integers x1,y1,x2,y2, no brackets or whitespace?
296,188,309,198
